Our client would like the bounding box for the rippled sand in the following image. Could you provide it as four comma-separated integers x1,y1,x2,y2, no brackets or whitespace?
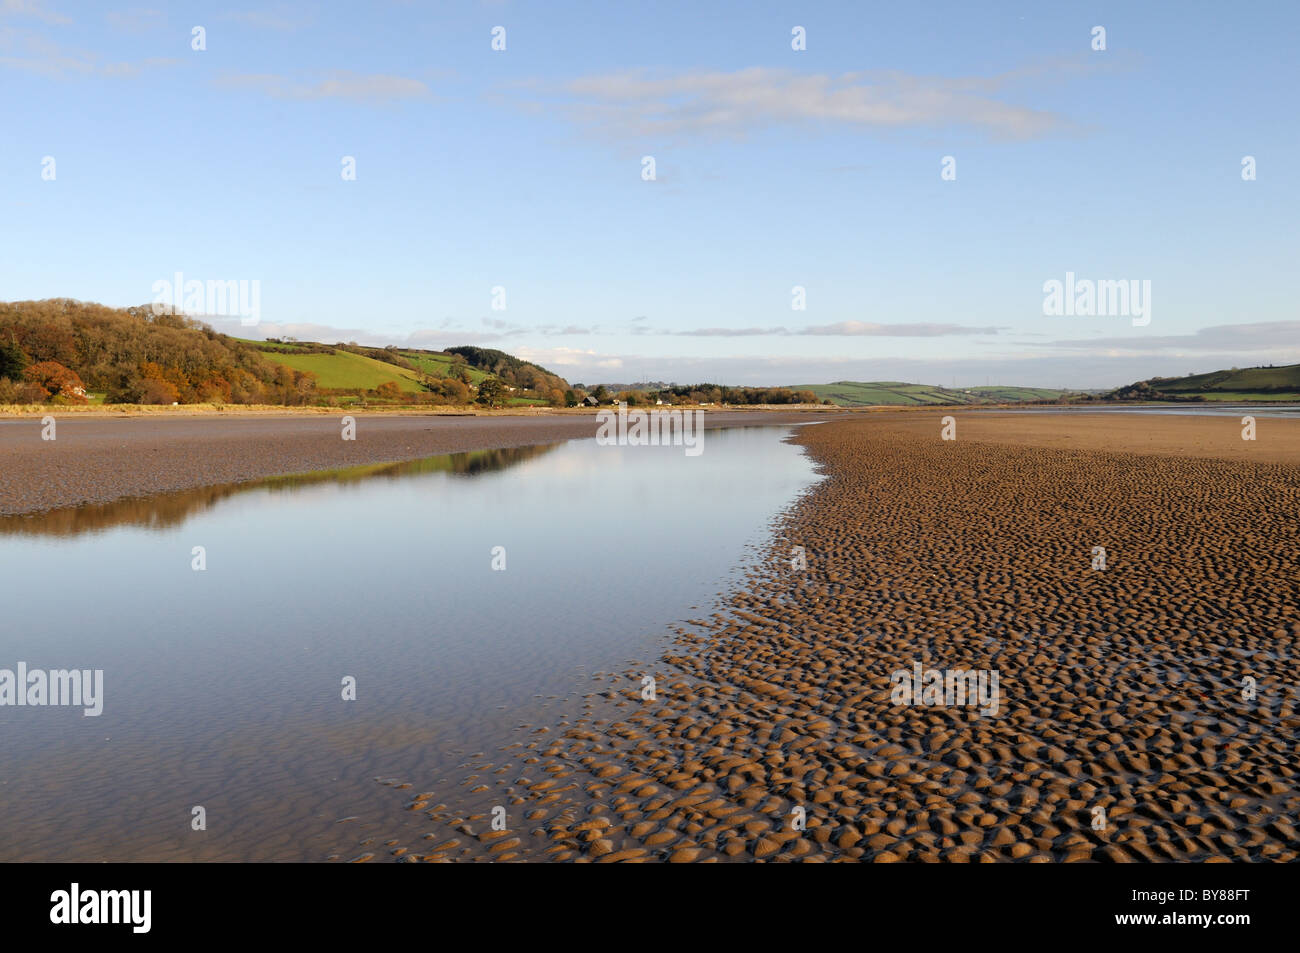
365,413,1300,862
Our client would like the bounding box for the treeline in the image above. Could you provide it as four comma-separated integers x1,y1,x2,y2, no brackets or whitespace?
1,299,316,405
1102,380,1207,402
572,383,823,406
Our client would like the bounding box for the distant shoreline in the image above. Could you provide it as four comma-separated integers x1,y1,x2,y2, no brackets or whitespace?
5,398,1300,418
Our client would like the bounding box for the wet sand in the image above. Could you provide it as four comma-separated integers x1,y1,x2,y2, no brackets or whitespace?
362,412,1300,862
0,410,830,515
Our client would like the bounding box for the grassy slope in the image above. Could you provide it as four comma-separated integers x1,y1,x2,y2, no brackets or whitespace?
800,381,1069,407
393,350,491,384
237,340,549,402
1143,364,1300,400
970,385,1071,401
254,348,426,392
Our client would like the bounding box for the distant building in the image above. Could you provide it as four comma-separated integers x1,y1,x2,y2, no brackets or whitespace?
580,394,599,407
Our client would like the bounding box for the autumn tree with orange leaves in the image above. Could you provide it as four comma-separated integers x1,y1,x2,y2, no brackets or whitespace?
22,361,87,402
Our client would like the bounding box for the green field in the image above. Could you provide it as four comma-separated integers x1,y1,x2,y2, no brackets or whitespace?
231,338,557,402
969,385,1071,402
1130,364,1300,400
798,381,1070,407
233,338,513,394
392,349,491,384
254,348,426,392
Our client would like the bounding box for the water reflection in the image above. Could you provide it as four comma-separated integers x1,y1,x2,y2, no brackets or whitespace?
0,443,559,538
0,426,820,861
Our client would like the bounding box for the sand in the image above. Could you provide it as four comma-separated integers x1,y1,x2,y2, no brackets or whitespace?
0,410,831,515
360,412,1300,862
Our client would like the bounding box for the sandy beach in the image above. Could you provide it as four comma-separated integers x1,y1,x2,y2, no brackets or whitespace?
359,412,1300,862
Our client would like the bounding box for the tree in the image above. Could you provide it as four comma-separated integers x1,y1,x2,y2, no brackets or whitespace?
141,378,180,404
375,381,403,400
476,378,507,408
16,381,48,403
23,361,87,402
0,337,28,380
563,388,578,407
439,378,469,404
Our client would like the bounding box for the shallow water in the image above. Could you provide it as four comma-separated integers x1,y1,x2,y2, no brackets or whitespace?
0,426,820,861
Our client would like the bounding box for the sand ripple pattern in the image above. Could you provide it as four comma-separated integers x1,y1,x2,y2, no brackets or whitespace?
375,418,1300,862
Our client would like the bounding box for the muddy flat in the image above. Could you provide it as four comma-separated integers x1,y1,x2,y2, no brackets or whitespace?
367,412,1300,862
0,410,831,515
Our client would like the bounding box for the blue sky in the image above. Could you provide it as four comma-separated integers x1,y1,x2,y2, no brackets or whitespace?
2,1,1296,387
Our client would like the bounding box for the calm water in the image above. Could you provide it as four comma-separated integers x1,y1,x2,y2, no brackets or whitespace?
0,426,820,861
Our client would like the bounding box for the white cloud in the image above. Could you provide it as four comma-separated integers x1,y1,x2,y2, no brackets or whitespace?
662,321,1002,337
105,8,163,33
516,66,1069,143
222,7,311,31
217,70,432,103
1,0,70,26
512,346,624,371
803,320,1002,337
1040,321,1300,353
0,24,176,77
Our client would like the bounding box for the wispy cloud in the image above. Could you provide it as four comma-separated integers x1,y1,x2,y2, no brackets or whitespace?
1040,321,1300,353
662,321,1003,337
217,70,432,103
513,65,1072,143
105,8,163,33
803,321,1002,337
221,6,313,32
513,346,624,371
1,0,70,25
0,26,177,77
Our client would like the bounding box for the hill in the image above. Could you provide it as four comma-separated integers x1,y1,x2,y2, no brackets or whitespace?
0,299,567,408
799,381,1071,407
1,299,293,405
244,341,428,393
1106,364,1300,402
442,346,568,396
247,341,567,406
